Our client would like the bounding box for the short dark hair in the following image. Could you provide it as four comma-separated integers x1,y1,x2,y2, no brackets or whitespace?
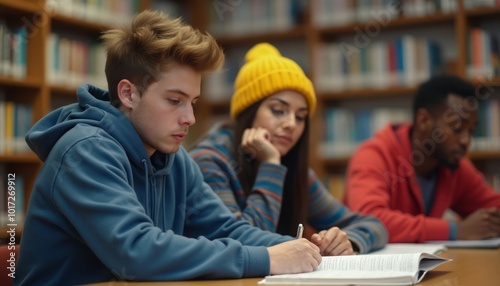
412,74,475,121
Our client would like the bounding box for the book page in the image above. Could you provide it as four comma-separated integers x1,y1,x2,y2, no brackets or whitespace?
369,243,446,255
318,253,420,273
259,253,450,285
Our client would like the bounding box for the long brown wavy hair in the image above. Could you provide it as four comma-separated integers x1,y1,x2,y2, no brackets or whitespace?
233,99,310,236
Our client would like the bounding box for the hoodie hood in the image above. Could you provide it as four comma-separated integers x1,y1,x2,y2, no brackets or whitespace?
26,84,171,171
371,123,413,165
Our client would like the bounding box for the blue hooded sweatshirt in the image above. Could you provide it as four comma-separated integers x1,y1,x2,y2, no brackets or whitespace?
15,84,291,285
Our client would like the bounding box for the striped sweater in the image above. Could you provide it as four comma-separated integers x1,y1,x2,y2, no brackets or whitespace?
189,126,387,254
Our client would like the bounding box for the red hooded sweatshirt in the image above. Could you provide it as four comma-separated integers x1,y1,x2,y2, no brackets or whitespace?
345,123,500,242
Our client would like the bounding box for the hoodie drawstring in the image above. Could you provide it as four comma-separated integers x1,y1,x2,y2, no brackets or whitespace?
142,159,150,215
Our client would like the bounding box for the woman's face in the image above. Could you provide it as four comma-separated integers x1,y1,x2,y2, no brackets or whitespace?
252,91,309,156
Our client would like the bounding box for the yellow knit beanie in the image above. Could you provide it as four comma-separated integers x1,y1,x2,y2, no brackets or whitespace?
230,43,316,119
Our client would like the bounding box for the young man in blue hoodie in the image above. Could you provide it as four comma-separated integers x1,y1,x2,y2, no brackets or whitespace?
15,10,321,285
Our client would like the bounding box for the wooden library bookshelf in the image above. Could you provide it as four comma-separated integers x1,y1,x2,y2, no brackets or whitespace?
177,0,500,195
0,0,151,243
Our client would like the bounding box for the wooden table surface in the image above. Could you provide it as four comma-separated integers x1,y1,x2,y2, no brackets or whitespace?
87,248,500,286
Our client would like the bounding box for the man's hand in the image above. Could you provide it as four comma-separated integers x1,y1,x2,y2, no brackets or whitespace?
310,227,355,256
457,207,500,240
267,238,322,274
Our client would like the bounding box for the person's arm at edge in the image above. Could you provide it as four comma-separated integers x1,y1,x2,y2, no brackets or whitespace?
306,169,388,253
184,151,322,275
448,159,500,216
445,159,500,240
191,148,287,232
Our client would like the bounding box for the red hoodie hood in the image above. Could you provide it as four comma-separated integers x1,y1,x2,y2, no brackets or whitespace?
359,123,416,179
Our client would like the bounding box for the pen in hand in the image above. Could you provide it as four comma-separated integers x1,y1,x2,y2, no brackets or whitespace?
296,223,304,239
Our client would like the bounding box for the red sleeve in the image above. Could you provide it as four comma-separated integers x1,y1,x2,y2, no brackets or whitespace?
449,159,500,216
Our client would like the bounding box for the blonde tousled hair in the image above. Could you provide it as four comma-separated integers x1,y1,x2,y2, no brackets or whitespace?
101,10,224,106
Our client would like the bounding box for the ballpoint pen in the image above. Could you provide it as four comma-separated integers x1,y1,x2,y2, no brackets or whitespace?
296,223,304,239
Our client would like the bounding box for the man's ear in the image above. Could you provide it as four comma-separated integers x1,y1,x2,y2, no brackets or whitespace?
117,80,135,108
415,108,433,133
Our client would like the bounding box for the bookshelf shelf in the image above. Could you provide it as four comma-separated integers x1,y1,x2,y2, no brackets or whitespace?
204,100,230,113
51,13,109,34
0,152,39,163
317,13,456,37
215,25,307,46
319,86,417,101
464,6,500,17
0,0,41,14
468,150,500,161
322,157,351,168
0,76,42,89
470,76,500,86
49,85,80,97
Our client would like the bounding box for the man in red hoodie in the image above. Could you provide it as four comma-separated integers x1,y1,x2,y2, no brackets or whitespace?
344,74,500,243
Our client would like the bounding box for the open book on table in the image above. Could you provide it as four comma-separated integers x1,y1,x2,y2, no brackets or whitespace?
258,252,451,285
369,243,446,255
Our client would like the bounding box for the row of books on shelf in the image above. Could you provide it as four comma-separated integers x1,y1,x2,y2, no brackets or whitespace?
312,0,457,28
0,23,27,79
467,28,500,79
0,95,33,154
204,61,241,102
205,35,446,99
47,0,143,26
320,103,500,158
320,107,411,158
206,0,493,36
207,0,500,37
0,166,25,228
464,0,500,8
314,36,443,91
46,33,107,90
315,27,499,92
208,0,303,36
471,98,500,151
325,174,346,200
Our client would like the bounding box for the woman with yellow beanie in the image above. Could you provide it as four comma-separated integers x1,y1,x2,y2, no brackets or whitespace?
189,43,387,255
